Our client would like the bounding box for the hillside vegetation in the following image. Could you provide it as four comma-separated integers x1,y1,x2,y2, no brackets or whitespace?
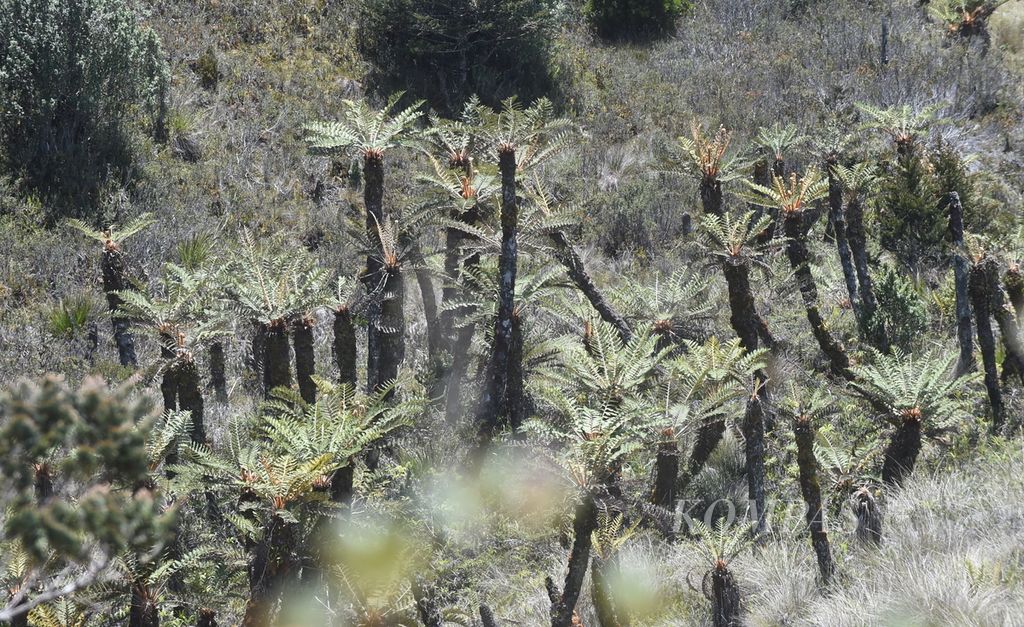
1,0,1023,625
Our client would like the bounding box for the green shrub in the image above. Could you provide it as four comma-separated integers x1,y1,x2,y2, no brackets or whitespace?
357,0,554,115
0,0,169,221
585,0,691,39
878,149,943,268
865,264,929,352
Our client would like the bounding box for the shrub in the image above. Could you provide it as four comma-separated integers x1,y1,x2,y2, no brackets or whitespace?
0,0,168,221
585,0,692,39
357,0,554,116
865,264,929,352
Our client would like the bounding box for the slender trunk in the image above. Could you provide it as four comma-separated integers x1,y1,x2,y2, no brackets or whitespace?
743,394,767,536
792,415,835,585
292,315,317,405
592,555,629,627
550,493,597,627
827,159,860,317
374,266,405,395
440,222,465,350
263,321,292,398
177,354,206,444
479,604,499,627
783,211,853,379
249,323,267,393
476,149,519,444
652,433,678,510
852,487,883,545
678,415,726,497
209,341,228,403
981,259,1024,385
445,324,475,424
880,416,922,486
196,609,218,627
504,313,527,431
846,197,882,348
970,258,1004,429
550,231,632,342
160,333,178,413
415,265,442,364
34,462,53,503
102,247,138,367
333,306,357,389
363,152,386,395
129,584,159,627
947,192,975,377
243,515,297,627
710,565,741,627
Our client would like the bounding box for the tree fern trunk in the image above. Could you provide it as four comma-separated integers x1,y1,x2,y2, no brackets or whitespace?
160,332,178,413
333,306,357,389
678,415,726,497
550,493,597,627
722,261,760,352
292,315,317,405
249,323,267,393
412,577,443,627
743,394,768,536
792,415,834,585
592,555,629,627
652,434,678,511
196,609,217,627
826,158,860,318
700,176,724,217
415,265,442,365
504,314,527,431
375,266,405,396
550,231,632,342
880,416,922,486
177,355,206,444
783,211,852,379
440,221,465,350
263,321,292,398
710,565,741,627
1005,265,1024,321
102,247,138,367
243,515,297,627
445,324,475,424
852,487,883,545
947,192,975,377
129,584,159,627
969,258,1004,429
363,152,386,396
479,604,499,627
846,197,882,348
476,148,519,444
208,341,228,403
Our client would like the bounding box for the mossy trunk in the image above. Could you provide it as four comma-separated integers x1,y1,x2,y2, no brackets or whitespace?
550,493,597,627
945,192,975,377
374,266,405,396
208,341,228,403
827,159,860,318
101,247,138,367
333,306,357,389
476,148,519,444
969,258,1004,429
550,231,632,343
846,196,883,348
263,322,292,399
177,355,206,444
743,394,767,536
881,417,922,486
792,416,835,585
243,515,298,627
652,437,679,511
292,316,317,405
129,584,159,627
710,565,741,627
783,211,852,379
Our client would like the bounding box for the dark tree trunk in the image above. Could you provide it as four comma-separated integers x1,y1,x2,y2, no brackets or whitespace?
678,415,726,497
129,584,160,627
177,355,206,444
947,192,975,377
333,306,357,389
592,555,629,627
196,609,218,627
700,176,724,217
550,493,598,627
846,197,882,348
329,463,354,510
503,314,527,432
34,462,53,503
160,333,179,413
652,435,678,511
743,394,768,535
479,604,499,627
263,321,292,399
412,577,443,627
826,159,860,318
792,415,835,585
476,149,519,444
440,221,465,350
249,323,267,393
445,323,475,424
101,247,138,367
970,258,1004,429
1005,265,1024,322
209,341,228,403
362,152,386,396
550,231,632,343
722,261,761,353
852,487,883,545
292,316,317,405
374,266,405,396
881,417,922,486
710,565,741,627
415,265,442,365
783,211,853,379
243,515,297,627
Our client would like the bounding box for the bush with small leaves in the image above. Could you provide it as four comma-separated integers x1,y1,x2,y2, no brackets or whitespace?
585,0,692,39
